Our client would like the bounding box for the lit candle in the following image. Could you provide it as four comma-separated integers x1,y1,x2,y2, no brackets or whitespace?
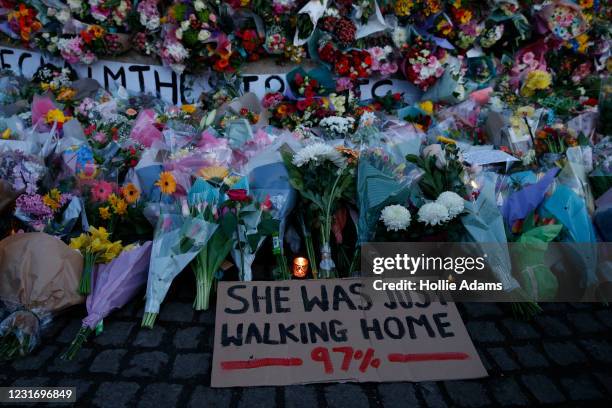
293,257,309,278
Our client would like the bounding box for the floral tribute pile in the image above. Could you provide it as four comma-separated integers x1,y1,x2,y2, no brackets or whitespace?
0,0,610,360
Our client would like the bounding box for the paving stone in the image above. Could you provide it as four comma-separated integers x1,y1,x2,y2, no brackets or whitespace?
566,312,607,334
489,378,529,406
93,381,140,408
159,302,194,323
12,376,51,387
500,319,539,340
137,383,183,408
466,321,505,343
133,326,166,348
122,351,169,378
520,374,565,404
56,378,93,401
560,375,604,401
198,309,216,325
461,303,503,318
487,347,519,371
542,341,588,366
579,339,612,363
593,372,612,394
325,384,369,408
90,349,127,374
511,345,549,368
47,348,93,374
378,383,419,408
285,385,318,408
173,327,204,349
12,345,57,370
539,303,569,312
533,315,572,337
56,320,84,343
93,322,135,346
188,386,232,408
171,353,211,379
237,387,276,408
475,349,493,371
417,382,447,408
595,309,612,328
444,380,491,408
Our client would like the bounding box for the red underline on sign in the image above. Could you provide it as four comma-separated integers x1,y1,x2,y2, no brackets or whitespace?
387,352,470,363
221,357,304,370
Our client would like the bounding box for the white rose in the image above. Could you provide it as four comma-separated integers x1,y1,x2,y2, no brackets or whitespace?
198,30,211,42
181,20,190,31
175,28,183,40
194,0,205,11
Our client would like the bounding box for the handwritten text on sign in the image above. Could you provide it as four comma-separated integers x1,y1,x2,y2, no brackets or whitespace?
0,46,420,105
212,279,486,387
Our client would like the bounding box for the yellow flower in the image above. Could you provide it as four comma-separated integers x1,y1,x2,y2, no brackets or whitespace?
579,0,593,8
199,166,229,181
56,88,76,102
181,104,197,114
89,238,107,253
99,206,112,220
436,135,457,145
89,226,109,241
395,0,413,16
1,128,11,139
108,193,120,207
46,109,67,124
516,106,535,118
156,171,177,195
112,198,128,216
419,100,434,116
521,70,552,97
459,10,472,24
101,241,123,262
224,175,241,187
69,234,89,251
121,183,140,204
43,189,62,211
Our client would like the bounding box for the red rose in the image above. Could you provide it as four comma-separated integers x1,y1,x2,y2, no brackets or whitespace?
296,99,308,111
335,57,350,75
227,189,251,202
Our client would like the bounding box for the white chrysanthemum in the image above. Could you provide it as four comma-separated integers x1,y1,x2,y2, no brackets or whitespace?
436,191,464,218
418,202,450,226
292,143,344,168
380,205,411,232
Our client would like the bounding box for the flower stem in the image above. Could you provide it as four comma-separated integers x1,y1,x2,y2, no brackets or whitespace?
78,254,94,295
194,275,212,311
141,312,158,329
61,326,92,360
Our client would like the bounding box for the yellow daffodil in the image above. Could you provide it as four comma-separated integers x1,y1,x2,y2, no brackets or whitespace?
99,206,112,220
2,128,11,139
112,198,128,216
69,234,90,251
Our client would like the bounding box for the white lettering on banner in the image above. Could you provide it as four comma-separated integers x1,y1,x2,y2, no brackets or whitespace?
0,45,421,105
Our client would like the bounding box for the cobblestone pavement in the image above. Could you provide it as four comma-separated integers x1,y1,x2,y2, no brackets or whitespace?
2,274,612,408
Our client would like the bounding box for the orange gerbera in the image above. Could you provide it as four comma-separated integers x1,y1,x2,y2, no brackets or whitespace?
121,183,140,204
156,171,176,195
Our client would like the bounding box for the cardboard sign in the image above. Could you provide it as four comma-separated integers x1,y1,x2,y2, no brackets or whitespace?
212,279,487,387
0,45,421,106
